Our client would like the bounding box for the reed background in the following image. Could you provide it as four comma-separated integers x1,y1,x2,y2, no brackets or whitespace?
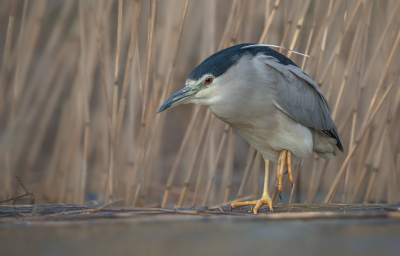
0,0,399,208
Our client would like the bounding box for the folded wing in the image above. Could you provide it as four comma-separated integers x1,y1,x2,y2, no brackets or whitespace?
256,53,344,152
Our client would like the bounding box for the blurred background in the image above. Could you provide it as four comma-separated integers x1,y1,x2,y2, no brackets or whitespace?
0,0,399,208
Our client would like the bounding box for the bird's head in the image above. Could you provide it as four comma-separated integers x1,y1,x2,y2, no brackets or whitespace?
156,73,218,114
156,44,251,114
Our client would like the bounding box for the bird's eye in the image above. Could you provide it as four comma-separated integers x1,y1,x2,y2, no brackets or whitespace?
204,77,213,84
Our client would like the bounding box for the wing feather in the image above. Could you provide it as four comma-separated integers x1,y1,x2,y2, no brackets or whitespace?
256,54,344,151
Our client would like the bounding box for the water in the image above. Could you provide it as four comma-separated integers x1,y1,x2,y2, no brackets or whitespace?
1,215,399,256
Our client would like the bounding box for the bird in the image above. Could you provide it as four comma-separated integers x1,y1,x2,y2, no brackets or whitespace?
157,43,343,214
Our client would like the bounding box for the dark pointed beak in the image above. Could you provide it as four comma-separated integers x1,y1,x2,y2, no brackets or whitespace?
157,86,199,114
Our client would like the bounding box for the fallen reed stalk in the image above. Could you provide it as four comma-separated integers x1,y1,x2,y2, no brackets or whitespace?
0,176,34,204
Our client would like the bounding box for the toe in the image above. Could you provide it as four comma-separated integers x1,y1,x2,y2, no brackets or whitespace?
253,200,262,214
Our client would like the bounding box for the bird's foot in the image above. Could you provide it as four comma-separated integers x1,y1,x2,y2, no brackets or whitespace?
231,195,273,214
277,150,293,197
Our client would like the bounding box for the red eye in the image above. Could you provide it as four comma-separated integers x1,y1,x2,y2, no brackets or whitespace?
204,77,213,84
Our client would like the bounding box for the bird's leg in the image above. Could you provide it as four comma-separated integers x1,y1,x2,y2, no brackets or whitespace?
277,150,287,198
254,158,273,213
231,157,273,214
286,150,293,184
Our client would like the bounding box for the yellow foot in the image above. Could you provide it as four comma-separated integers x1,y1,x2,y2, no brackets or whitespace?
231,195,273,214
277,150,293,199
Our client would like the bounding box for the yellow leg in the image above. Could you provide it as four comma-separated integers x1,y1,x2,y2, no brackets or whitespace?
277,150,287,197
231,157,273,214
286,151,293,184
277,150,293,198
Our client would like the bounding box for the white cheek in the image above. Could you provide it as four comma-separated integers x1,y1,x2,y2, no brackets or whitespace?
192,85,221,106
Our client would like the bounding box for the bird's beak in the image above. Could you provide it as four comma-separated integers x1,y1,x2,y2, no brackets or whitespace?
157,86,200,114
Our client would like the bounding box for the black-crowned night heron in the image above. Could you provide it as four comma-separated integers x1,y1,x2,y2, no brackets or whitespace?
157,44,343,213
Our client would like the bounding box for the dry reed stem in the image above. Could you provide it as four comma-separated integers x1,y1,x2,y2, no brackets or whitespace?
286,0,311,59
202,124,231,206
252,151,262,199
374,95,395,203
360,1,400,89
368,125,387,203
309,0,339,57
332,5,372,202
113,0,143,204
331,6,366,121
312,0,334,81
343,14,371,202
11,0,28,126
14,0,46,114
78,0,91,205
90,0,114,203
317,0,362,86
105,0,122,204
236,148,257,198
300,0,319,69
43,1,75,55
231,0,249,45
259,0,280,43
125,43,142,206
5,1,27,202
4,153,11,200
365,31,400,117
90,0,112,133
23,47,78,185
43,58,77,194
90,0,117,203
325,81,395,203
363,168,378,203
161,106,201,208
191,113,212,207
177,108,210,207
142,0,189,203
218,0,239,50
305,154,319,203
115,0,143,146
352,123,385,200
0,0,18,116
350,165,369,203
278,0,298,53
136,0,156,207
141,0,191,207
221,129,236,203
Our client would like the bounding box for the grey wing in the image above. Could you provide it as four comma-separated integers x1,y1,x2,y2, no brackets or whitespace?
257,54,344,151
